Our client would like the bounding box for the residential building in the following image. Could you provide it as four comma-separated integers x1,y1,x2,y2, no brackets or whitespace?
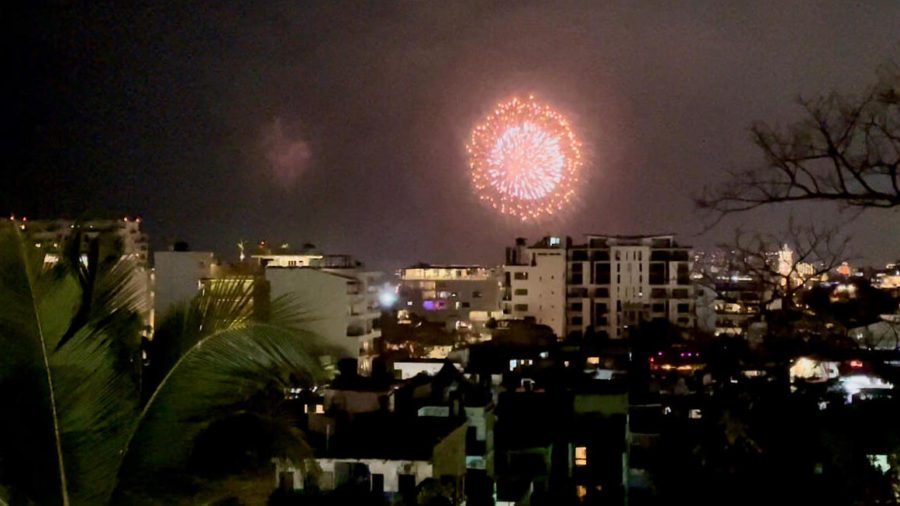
17,216,149,267
567,234,694,339
254,246,381,374
695,275,762,337
398,264,503,334
503,237,568,338
153,247,215,320
503,235,695,340
275,413,467,503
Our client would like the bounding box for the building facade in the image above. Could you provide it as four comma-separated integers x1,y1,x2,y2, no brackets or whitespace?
398,264,503,334
255,250,382,374
503,235,695,340
18,217,150,267
153,249,216,320
503,237,568,338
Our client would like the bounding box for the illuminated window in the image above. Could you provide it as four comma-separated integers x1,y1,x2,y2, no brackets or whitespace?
587,357,600,365
315,404,325,414
576,485,587,499
575,446,587,466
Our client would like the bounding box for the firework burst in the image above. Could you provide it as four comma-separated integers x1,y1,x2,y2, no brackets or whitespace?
467,96,582,221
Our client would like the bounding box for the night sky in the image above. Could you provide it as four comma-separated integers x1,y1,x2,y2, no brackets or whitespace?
5,2,899,271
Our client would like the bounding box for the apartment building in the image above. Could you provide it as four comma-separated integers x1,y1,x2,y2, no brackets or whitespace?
503,235,695,340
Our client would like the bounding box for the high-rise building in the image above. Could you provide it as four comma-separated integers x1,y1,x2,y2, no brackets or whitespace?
503,234,695,340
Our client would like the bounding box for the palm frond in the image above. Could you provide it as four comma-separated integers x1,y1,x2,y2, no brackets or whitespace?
0,224,145,506
268,292,349,362
115,323,327,498
143,278,256,398
268,292,322,330
52,323,140,505
0,223,80,506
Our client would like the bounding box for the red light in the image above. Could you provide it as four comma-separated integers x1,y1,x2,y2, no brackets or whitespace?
649,357,654,363
849,360,863,368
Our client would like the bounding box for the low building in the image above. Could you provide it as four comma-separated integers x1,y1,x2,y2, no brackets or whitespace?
275,413,467,504
398,263,503,335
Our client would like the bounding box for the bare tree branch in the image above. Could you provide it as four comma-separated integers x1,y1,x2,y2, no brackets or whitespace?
697,65,900,219
699,220,849,315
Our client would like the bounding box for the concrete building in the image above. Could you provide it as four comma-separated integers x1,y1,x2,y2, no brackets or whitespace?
503,237,568,338
275,413,467,503
255,249,381,374
503,235,695,340
398,264,503,334
566,234,694,339
153,248,215,320
17,216,150,267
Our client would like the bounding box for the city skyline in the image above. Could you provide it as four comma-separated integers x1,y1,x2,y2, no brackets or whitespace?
5,2,899,271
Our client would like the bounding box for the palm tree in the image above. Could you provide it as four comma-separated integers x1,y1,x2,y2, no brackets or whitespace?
0,223,328,505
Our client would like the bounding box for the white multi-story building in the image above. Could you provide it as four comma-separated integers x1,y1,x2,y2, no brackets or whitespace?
17,217,154,333
18,217,150,267
502,237,567,338
503,235,695,340
397,264,503,334
567,234,694,339
255,249,382,375
153,248,216,320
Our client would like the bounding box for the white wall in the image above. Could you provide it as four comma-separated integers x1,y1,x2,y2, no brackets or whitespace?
312,459,434,492
266,268,355,359
153,251,214,320
505,248,567,338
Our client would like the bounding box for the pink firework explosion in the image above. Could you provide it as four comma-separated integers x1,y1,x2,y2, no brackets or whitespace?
467,96,581,221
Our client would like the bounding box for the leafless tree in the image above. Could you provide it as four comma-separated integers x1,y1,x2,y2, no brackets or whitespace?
707,220,849,314
698,66,900,220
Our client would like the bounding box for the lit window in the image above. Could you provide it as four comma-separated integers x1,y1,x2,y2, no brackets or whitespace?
575,446,587,466
576,485,587,499
315,404,325,414
587,357,600,365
